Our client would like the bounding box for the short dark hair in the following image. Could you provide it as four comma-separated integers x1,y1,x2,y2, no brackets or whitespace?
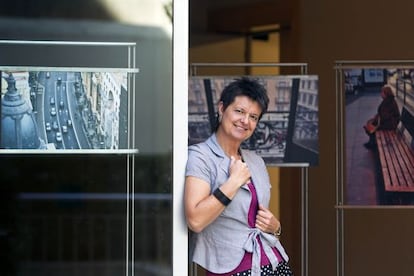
213,77,269,132
382,85,394,98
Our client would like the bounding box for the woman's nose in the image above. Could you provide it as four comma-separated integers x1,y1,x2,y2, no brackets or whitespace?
240,113,249,123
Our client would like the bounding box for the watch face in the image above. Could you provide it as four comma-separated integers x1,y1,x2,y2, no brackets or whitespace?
274,226,282,236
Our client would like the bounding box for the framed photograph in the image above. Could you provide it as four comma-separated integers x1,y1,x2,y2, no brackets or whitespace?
1,68,134,152
188,75,319,166
341,65,414,205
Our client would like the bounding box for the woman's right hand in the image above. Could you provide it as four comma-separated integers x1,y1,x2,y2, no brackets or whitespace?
228,156,251,187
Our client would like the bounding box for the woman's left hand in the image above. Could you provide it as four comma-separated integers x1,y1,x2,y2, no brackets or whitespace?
255,204,280,234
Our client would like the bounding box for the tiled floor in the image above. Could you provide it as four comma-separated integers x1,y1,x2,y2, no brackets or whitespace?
345,88,383,205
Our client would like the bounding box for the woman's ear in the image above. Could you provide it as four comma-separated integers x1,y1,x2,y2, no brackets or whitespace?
218,101,224,116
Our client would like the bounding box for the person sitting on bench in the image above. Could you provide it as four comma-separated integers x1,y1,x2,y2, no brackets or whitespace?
363,85,401,149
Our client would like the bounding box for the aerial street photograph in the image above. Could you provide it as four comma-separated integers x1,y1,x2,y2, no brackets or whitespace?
1,70,129,151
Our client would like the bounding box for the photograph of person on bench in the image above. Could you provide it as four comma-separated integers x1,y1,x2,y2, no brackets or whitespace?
363,85,401,149
345,68,414,205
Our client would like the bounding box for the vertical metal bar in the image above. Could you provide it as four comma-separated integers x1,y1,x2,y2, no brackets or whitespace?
335,63,340,276
126,156,131,276
187,55,196,276
131,43,137,276
74,217,79,275
301,65,308,75
41,218,47,261
301,167,309,276
89,219,94,260
339,67,345,276
131,156,135,276
57,216,63,261
191,64,197,76
396,78,399,98
106,217,111,276
335,63,345,276
126,45,132,276
404,79,407,105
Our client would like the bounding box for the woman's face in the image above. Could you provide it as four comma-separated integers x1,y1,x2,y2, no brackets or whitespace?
218,95,262,142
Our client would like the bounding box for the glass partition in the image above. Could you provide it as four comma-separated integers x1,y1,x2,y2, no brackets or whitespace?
0,34,173,276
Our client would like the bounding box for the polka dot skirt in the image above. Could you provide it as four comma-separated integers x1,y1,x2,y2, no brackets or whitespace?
231,262,293,276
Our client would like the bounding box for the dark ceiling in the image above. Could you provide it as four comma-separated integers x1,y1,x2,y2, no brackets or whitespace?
189,0,292,46
0,0,292,48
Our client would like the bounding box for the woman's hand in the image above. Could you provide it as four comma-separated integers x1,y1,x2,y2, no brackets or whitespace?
228,156,251,188
255,204,281,235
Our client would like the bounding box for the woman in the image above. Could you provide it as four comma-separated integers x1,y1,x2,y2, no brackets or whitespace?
363,85,400,149
185,77,292,276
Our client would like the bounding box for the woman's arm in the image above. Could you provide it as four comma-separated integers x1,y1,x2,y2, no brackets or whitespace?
184,176,226,233
184,157,250,233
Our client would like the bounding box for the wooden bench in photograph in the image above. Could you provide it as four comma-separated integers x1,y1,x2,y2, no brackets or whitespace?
375,107,414,195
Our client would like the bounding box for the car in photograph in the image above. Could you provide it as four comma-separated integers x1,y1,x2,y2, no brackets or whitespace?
46,72,50,78
50,96,55,105
67,119,72,127
57,77,62,85
45,122,51,132
62,125,68,133
50,107,56,116
52,121,59,131
55,132,62,143
59,101,64,109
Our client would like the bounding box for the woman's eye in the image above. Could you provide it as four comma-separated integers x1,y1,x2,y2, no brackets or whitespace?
250,115,259,122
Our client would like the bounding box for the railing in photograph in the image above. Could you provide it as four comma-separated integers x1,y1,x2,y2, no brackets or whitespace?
395,77,414,110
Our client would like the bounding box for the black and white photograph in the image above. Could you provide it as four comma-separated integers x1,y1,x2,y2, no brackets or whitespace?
1,69,129,150
189,75,319,166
